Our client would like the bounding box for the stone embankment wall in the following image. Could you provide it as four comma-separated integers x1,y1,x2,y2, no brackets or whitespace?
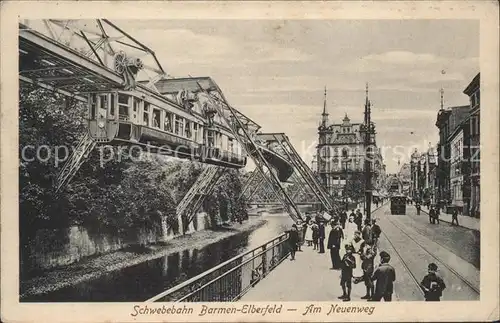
27,212,212,271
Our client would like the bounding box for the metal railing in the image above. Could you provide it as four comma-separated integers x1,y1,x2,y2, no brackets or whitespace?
146,232,290,302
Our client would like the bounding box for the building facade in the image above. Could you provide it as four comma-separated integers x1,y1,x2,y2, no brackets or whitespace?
449,127,465,211
463,73,480,218
435,105,470,208
316,89,384,198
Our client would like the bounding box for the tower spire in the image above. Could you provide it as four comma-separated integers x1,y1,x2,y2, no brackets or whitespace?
322,86,328,116
320,86,329,128
440,87,444,109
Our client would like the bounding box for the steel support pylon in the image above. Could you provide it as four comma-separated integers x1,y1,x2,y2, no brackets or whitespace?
55,132,96,193
175,165,225,235
197,83,303,222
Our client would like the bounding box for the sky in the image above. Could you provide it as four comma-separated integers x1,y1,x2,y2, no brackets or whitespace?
117,19,479,174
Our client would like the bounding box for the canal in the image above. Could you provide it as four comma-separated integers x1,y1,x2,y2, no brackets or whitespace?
24,213,294,302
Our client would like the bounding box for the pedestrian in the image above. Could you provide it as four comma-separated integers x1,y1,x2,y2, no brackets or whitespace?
420,263,446,301
318,221,326,254
371,219,381,252
429,206,436,224
338,244,356,302
350,231,365,281
304,220,314,246
296,220,304,251
451,207,459,226
345,215,358,242
355,241,375,300
355,209,363,231
361,219,372,245
369,251,396,302
340,210,347,229
287,224,299,261
416,203,421,215
435,206,441,224
312,220,319,250
327,220,343,269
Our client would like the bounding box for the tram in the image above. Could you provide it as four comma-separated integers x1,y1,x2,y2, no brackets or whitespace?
87,77,247,168
390,195,406,215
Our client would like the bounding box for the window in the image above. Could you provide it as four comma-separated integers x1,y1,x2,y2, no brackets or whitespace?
99,95,108,119
90,94,97,119
476,90,480,106
165,112,173,132
193,123,199,142
206,130,215,147
152,108,161,129
185,120,192,138
228,138,234,153
342,149,348,159
109,94,115,117
175,116,184,135
143,102,150,126
118,94,129,120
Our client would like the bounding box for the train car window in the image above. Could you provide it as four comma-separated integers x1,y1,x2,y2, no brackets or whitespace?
90,94,97,120
207,130,214,147
175,116,184,136
185,120,192,139
99,94,108,119
118,94,129,121
109,93,115,118
152,108,161,129
193,123,199,142
143,102,150,126
165,112,173,132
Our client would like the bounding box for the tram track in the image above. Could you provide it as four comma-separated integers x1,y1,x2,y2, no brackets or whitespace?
385,215,480,296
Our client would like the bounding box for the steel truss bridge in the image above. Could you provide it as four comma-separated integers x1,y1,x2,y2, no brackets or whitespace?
19,19,340,233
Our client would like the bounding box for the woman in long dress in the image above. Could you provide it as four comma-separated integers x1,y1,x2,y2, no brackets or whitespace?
344,215,358,242
304,221,314,246
350,231,365,279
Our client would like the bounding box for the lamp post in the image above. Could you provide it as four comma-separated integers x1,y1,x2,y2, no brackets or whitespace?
342,159,352,212
362,83,374,222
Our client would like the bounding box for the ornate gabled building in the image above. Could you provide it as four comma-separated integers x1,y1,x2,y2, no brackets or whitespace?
316,87,384,197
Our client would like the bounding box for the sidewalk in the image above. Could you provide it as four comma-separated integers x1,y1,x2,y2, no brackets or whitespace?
412,205,480,231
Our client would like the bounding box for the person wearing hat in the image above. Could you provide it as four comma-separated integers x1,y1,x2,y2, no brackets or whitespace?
338,244,356,301
287,224,299,261
318,220,326,254
327,220,344,269
420,263,446,301
369,251,396,302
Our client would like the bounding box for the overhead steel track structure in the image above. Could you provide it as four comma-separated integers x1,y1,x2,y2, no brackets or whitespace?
19,19,301,224
253,133,342,215
19,20,168,192
190,78,303,222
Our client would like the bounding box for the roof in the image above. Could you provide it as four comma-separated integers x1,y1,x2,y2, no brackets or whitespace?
463,73,480,96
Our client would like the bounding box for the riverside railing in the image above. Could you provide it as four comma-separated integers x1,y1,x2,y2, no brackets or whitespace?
146,232,290,302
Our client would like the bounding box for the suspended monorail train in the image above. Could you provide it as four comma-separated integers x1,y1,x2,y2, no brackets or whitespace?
87,77,248,168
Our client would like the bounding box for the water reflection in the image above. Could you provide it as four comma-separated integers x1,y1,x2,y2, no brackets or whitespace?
23,215,293,302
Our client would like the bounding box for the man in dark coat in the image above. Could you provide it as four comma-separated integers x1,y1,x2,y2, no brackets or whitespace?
451,207,459,226
327,220,344,269
287,224,299,261
369,251,396,302
429,206,436,224
340,210,347,229
371,219,381,251
420,262,446,301
355,209,363,231
359,241,375,299
338,244,356,301
318,221,326,254
416,203,421,215
361,219,372,244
